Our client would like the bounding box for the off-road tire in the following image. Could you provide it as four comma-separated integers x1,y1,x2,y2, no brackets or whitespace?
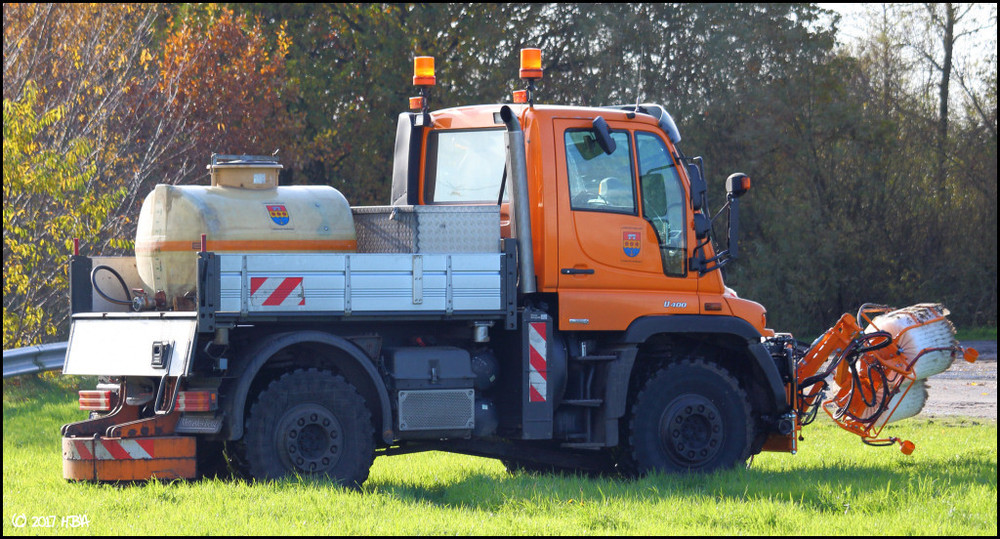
244,369,375,488
627,359,754,474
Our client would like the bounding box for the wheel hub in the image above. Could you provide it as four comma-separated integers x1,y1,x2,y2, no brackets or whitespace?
659,395,725,466
277,404,344,473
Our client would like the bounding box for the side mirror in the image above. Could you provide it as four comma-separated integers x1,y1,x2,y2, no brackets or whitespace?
724,173,749,259
687,163,707,211
592,116,617,155
726,173,751,198
691,171,752,275
693,212,712,240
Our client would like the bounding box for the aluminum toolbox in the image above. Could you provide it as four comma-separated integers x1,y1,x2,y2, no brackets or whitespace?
63,313,197,377
216,252,504,316
352,205,501,253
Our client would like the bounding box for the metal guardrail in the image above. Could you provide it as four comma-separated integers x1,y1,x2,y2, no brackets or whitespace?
3,342,68,378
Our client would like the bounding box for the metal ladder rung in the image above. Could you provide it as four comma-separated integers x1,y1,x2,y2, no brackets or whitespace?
562,399,603,407
560,442,604,450
569,354,617,362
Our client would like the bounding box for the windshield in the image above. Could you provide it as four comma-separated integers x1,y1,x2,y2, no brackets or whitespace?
424,128,507,203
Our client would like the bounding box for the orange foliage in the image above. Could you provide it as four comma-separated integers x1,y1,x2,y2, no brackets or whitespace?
158,7,295,162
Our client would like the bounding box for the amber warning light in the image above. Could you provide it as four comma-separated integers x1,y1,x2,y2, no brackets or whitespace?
520,48,543,80
413,56,436,86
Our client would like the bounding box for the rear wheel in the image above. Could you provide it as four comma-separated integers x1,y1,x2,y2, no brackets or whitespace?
244,369,374,487
627,360,753,474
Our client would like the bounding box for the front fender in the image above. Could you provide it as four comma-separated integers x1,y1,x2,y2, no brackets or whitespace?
605,315,788,420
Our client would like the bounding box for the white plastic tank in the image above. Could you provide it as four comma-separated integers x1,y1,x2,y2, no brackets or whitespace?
134,156,356,306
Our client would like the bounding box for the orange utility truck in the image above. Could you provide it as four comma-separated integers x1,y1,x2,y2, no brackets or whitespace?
60,50,976,485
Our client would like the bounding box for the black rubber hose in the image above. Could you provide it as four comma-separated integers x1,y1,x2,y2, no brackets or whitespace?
833,355,890,424
855,331,892,354
91,265,132,306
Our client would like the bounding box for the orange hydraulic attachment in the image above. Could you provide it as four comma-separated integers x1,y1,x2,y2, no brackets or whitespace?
795,304,975,453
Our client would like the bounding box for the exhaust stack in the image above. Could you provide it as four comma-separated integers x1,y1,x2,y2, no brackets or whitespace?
500,105,536,294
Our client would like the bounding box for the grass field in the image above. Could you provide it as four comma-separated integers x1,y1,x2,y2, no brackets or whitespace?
3,375,996,535
955,327,998,341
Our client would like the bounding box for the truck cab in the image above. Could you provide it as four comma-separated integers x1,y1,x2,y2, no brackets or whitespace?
385,101,792,459
393,103,770,335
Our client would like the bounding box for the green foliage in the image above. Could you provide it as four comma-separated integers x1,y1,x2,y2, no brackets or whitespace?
2,83,122,348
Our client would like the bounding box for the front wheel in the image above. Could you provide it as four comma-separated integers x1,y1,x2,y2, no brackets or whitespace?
627,360,754,474
243,369,375,487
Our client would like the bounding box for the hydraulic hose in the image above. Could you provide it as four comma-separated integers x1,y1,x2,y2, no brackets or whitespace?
90,265,132,307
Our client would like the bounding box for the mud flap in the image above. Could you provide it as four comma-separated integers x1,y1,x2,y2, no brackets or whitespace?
62,436,196,481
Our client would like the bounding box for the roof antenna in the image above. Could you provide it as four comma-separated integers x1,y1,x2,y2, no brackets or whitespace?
633,44,645,113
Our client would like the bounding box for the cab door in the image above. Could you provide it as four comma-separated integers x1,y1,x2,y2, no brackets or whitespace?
554,119,699,331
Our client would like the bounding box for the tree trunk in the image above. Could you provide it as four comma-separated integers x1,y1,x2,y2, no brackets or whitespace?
935,3,955,197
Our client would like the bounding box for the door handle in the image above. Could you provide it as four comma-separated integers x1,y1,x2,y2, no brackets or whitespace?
561,268,595,275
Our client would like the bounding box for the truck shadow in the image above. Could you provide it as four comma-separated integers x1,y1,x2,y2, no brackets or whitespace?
363,454,997,512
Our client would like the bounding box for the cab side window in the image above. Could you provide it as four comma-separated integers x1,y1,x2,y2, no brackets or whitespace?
564,130,635,214
637,132,686,276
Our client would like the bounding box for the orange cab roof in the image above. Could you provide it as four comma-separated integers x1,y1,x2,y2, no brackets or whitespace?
428,104,662,130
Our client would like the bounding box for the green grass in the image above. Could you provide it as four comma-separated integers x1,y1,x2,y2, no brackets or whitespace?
954,326,997,342
4,376,996,535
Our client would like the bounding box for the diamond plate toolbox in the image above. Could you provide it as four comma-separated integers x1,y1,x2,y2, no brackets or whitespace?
352,205,500,254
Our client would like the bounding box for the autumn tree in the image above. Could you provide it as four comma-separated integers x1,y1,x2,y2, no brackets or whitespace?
2,4,295,346
3,3,993,347
3,4,165,347
156,5,294,183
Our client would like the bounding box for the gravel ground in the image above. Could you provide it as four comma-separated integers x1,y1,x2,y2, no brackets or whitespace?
921,340,997,421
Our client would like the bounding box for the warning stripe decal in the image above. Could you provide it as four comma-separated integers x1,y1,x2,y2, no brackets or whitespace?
67,439,155,460
528,321,547,402
249,277,305,307
73,440,93,460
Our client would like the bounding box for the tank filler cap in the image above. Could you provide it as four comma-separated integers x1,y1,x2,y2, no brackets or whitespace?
208,154,283,189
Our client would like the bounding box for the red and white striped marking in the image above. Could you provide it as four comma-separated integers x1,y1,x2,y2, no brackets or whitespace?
528,321,547,402
66,439,156,461
250,276,305,307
